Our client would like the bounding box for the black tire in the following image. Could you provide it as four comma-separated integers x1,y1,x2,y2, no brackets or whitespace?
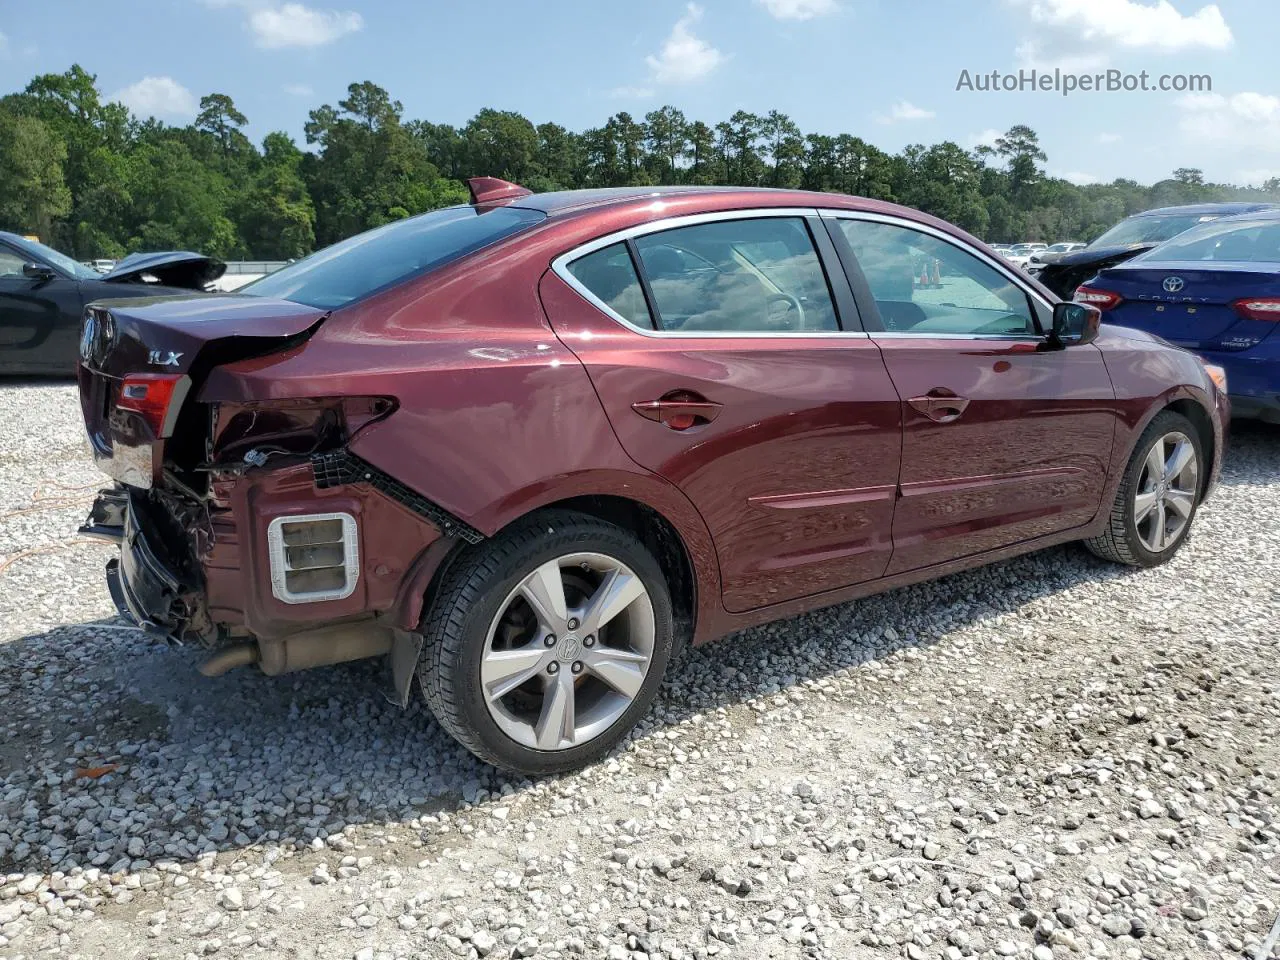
1085,410,1204,567
417,510,675,775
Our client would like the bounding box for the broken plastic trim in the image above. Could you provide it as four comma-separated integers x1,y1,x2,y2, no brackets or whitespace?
310,450,484,544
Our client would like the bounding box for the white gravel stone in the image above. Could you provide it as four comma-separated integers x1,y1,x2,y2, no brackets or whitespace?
0,385,1277,959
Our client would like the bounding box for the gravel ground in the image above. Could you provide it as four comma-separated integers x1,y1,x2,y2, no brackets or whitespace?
0,381,1277,960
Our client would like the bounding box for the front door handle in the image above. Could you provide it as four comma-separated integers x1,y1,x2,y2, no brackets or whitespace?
907,390,970,424
632,393,723,430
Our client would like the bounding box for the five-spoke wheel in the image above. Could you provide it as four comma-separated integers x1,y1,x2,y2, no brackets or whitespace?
417,512,674,775
481,553,656,751
1086,410,1204,567
1132,431,1199,554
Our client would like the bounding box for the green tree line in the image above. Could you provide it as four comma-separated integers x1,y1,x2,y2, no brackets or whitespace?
3,65,1277,261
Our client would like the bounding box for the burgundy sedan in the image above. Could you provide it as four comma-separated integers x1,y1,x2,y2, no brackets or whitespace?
78,179,1229,774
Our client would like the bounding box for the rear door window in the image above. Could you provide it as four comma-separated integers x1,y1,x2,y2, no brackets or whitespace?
633,217,839,333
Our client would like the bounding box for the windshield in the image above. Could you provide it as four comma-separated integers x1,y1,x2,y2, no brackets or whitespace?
10,236,99,280
1090,213,1219,248
242,205,546,309
1134,217,1280,264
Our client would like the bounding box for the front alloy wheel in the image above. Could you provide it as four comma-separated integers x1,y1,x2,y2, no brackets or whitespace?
418,512,674,775
1085,410,1204,567
1132,431,1199,553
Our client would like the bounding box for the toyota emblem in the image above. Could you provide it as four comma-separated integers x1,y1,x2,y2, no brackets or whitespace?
1162,276,1185,293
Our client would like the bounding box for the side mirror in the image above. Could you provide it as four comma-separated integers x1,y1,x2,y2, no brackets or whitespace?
22,262,55,282
1048,301,1101,348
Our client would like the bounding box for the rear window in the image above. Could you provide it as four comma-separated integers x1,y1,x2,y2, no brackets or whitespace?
1090,214,1216,247
1134,218,1280,264
241,205,546,309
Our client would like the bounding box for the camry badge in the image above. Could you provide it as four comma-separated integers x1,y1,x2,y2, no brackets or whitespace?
148,349,184,367
1162,276,1185,293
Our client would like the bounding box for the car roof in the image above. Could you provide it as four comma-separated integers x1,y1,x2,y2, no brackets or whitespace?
509,185,915,219
1204,207,1280,223
1131,201,1279,219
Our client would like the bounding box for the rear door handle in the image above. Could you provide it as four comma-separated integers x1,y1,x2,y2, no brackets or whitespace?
631,394,723,430
907,390,970,424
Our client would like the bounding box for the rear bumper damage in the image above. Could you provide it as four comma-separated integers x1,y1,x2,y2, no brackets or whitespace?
86,454,469,703
85,487,197,640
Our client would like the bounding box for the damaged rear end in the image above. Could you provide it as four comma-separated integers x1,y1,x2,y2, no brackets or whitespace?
77,293,457,697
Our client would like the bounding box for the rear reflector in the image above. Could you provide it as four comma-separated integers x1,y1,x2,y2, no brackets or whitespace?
116,373,186,437
1073,286,1124,311
1231,297,1280,321
267,513,359,603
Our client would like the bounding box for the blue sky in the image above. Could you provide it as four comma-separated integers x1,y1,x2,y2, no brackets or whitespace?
1,0,1277,187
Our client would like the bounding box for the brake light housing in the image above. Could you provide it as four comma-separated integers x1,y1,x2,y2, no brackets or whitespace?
116,373,189,437
1073,286,1124,311
1231,297,1280,321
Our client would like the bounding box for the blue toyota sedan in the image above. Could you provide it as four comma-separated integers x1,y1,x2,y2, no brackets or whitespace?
1076,209,1280,423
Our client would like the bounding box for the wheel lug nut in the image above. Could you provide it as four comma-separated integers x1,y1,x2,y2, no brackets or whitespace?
567,617,579,630
583,635,595,647
547,662,560,675
544,634,556,647
571,661,583,675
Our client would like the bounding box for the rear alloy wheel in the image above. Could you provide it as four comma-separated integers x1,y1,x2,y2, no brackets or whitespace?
1085,411,1204,567
418,512,674,775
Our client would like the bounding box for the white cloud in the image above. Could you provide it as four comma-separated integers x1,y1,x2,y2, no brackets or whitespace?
965,128,1003,150
646,4,724,84
205,2,363,49
876,100,935,124
607,85,656,100
1013,39,1108,71
248,3,363,48
1015,0,1231,51
108,76,198,119
1008,0,1231,71
1097,132,1123,143
1177,91,1280,152
1054,170,1101,185
0,30,9,60
757,0,839,20
283,82,314,96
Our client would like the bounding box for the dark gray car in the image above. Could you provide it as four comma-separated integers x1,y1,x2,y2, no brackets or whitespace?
0,233,223,375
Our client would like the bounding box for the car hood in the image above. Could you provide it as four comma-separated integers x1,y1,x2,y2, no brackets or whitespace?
1033,243,1157,299
101,251,227,289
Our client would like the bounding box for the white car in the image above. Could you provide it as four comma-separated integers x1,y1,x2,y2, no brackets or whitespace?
998,248,1031,268
1026,242,1088,275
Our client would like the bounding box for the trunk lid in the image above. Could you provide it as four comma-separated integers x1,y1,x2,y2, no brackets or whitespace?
1033,243,1154,299
1091,261,1280,351
101,251,226,290
79,294,327,486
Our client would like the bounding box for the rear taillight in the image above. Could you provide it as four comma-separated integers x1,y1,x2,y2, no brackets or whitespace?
1231,297,1280,321
116,373,185,437
1074,286,1124,311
